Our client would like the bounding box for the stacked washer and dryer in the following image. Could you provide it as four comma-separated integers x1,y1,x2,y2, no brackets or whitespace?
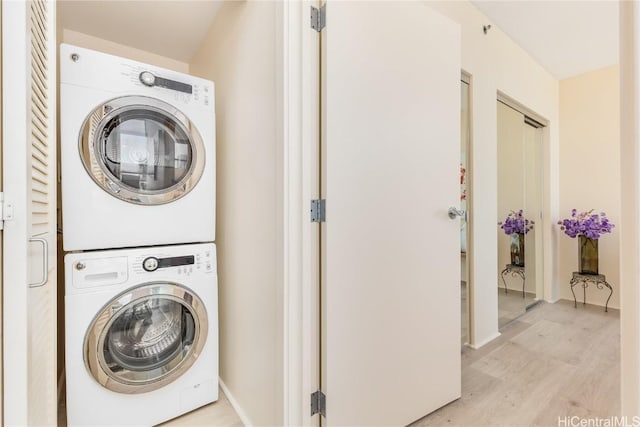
60,44,219,426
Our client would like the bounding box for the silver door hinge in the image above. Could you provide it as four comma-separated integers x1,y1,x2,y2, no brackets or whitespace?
0,193,14,231
311,5,326,32
311,390,326,417
310,199,326,223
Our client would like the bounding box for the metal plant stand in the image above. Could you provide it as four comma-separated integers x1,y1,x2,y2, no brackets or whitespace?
500,264,526,298
570,272,613,312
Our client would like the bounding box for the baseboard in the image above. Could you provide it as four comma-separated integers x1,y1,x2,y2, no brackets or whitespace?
525,300,543,311
499,286,536,295
219,378,253,427
557,297,620,311
469,331,501,349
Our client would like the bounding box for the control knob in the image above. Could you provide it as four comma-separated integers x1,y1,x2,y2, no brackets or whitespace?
139,71,156,87
142,257,159,272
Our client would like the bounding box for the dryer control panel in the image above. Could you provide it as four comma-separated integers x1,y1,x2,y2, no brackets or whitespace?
59,44,214,110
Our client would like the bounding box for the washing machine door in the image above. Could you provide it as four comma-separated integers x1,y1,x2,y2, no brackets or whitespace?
79,96,206,205
84,283,208,394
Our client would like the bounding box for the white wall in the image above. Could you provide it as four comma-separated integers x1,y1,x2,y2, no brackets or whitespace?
428,1,560,347
558,65,620,309
190,2,284,425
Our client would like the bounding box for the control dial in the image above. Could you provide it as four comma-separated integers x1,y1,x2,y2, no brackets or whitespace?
139,71,156,87
142,257,159,272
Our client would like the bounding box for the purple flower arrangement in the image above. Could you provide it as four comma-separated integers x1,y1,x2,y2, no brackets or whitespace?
498,210,534,235
558,209,614,239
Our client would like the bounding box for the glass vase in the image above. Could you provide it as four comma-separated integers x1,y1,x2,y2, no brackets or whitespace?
510,233,525,267
579,236,598,275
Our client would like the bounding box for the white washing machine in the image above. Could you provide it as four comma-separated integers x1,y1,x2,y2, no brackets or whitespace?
60,44,215,251
65,243,218,426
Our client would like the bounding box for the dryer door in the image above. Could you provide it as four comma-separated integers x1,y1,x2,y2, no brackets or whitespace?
79,96,206,205
84,283,208,394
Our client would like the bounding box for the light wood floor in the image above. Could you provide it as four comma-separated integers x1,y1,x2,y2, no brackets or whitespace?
413,299,620,426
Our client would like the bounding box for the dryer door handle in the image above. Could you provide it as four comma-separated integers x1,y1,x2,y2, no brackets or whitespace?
28,237,48,288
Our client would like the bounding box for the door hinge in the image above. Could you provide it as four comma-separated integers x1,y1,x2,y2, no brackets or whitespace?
311,390,326,417
0,193,14,231
310,199,326,223
310,4,326,32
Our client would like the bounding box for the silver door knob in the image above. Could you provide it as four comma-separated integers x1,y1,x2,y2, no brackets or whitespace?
448,207,465,220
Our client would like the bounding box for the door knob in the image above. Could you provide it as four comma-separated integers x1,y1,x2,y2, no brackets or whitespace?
448,207,465,220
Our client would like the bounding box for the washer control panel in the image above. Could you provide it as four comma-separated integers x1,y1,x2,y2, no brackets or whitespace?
134,247,215,277
66,243,216,293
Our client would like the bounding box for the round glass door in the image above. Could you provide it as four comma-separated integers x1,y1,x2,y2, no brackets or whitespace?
84,283,208,394
79,96,206,205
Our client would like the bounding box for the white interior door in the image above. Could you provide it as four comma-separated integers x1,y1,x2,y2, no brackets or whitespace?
2,1,57,425
322,1,461,425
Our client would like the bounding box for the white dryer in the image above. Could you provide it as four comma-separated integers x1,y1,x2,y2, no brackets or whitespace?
60,44,215,251
65,243,218,426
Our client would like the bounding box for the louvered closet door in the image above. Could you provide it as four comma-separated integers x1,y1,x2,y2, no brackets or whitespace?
2,1,57,426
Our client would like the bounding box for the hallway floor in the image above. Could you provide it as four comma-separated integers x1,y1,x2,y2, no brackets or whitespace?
413,299,620,426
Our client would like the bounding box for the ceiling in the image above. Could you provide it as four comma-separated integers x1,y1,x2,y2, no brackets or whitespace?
470,0,619,80
57,1,224,63
58,1,619,80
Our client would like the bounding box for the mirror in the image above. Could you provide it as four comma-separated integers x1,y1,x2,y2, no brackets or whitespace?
461,79,470,345
497,100,544,328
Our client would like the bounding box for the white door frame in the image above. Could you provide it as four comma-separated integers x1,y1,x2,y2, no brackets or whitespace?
619,1,640,417
281,1,320,425
2,1,31,421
